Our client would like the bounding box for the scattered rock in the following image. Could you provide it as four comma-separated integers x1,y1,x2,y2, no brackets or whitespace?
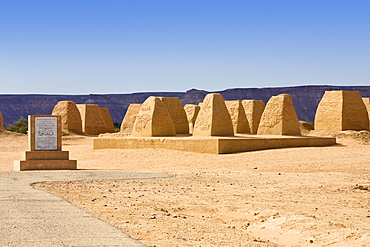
354,185,369,191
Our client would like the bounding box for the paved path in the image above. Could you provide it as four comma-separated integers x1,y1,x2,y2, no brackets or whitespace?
0,171,173,247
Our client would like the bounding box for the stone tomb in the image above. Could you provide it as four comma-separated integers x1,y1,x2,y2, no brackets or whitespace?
257,94,301,135
131,96,176,137
225,100,250,134
14,115,77,171
93,94,336,154
120,104,142,134
183,104,200,134
193,93,234,136
159,97,189,134
315,91,369,131
100,107,115,133
0,112,4,130
77,104,107,135
362,98,370,129
52,101,84,135
242,100,265,134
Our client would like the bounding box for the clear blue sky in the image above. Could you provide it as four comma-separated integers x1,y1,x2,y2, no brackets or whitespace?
1,0,369,94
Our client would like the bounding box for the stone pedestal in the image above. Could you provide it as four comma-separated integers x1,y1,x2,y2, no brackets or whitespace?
14,151,77,171
14,115,77,171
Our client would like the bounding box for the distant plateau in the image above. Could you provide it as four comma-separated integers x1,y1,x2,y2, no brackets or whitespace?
1,85,370,126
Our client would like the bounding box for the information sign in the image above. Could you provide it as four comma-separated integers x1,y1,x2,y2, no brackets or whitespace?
35,117,58,150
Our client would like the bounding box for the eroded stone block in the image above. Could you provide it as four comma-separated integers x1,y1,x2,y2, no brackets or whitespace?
299,121,314,135
242,100,265,134
159,97,189,134
120,104,142,134
225,100,250,133
184,104,200,134
100,107,115,133
193,93,234,136
131,96,176,137
257,94,301,135
0,113,4,130
315,91,369,131
52,101,83,134
362,98,370,129
77,104,107,135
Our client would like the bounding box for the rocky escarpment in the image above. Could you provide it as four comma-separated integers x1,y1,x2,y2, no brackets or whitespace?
1,85,370,126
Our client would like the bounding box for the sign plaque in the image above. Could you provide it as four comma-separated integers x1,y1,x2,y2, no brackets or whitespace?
29,115,62,152
35,117,58,150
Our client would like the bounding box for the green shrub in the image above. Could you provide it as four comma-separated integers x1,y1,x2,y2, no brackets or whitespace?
113,122,121,132
6,117,28,134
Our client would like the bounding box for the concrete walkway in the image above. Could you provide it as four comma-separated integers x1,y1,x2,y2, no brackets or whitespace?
0,171,173,247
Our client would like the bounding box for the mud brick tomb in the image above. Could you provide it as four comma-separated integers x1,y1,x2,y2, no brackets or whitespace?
315,90,369,131
94,93,336,154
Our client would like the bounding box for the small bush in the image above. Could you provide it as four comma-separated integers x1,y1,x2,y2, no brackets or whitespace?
113,122,121,132
6,117,28,134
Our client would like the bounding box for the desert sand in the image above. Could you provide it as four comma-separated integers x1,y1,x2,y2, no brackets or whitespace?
1,130,369,246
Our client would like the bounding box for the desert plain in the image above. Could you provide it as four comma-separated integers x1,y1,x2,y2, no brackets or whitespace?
1,130,369,247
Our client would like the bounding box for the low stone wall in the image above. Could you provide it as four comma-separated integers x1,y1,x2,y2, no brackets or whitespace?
93,135,336,154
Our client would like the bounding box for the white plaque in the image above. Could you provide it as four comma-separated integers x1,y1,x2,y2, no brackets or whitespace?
35,117,58,150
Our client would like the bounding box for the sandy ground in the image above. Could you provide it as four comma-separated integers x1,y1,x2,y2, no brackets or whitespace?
1,130,370,246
